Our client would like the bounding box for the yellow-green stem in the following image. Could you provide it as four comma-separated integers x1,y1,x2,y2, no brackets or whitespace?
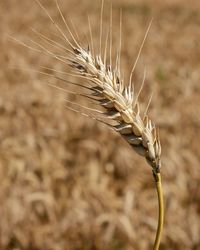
153,172,164,250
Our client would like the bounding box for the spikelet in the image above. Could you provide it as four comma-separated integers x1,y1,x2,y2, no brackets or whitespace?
70,46,161,173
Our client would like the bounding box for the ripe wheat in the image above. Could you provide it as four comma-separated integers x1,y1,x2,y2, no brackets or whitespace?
12,0,164,249
70,44,161,174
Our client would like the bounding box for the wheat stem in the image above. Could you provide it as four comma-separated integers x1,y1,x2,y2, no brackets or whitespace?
153,172,164,250
15,2,164,248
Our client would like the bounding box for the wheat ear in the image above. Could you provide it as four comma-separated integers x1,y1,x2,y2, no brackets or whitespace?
68,15,163,250
13,0,164,248
69,40,163,250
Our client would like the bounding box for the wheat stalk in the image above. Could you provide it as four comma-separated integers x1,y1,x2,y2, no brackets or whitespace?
68,27,163,250
12,0,164,249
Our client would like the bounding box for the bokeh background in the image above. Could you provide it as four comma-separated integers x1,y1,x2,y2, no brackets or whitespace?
0,0,200,249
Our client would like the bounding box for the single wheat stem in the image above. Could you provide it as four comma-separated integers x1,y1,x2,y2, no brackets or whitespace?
153,172,164,250
13,1,164,248
69,42,164,250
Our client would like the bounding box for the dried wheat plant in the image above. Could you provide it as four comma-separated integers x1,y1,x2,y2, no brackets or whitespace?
11,0,164,249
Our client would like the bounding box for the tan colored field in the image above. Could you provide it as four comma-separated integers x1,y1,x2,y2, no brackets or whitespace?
0,0,200,249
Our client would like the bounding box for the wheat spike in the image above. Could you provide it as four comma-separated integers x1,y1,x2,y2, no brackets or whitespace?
12,1,163,248
66,12,163,248
69,45,161,173
9,2,161,173
16,0,162,173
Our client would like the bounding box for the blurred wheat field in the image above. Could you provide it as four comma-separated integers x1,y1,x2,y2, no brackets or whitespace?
0,0,200,249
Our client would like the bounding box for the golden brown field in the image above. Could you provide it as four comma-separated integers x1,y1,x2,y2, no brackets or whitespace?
0,0,200,249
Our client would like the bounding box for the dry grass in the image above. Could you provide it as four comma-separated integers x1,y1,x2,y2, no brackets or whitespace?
0,0,200,250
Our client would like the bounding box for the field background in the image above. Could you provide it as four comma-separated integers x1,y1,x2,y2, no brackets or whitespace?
0,0,200,249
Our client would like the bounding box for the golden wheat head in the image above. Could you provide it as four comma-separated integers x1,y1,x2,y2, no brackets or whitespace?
70,45,161,174
11,0,162,174
10,1,164,249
